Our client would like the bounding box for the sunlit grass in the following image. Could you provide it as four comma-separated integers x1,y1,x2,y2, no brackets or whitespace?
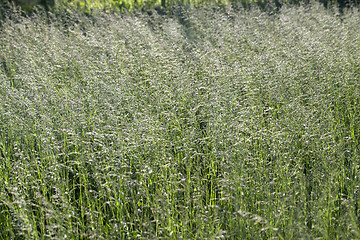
0,3,360,239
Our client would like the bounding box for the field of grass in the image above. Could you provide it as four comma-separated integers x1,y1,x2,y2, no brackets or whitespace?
0,3,360,239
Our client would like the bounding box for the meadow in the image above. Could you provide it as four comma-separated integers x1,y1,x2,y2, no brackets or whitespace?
0,2,360,239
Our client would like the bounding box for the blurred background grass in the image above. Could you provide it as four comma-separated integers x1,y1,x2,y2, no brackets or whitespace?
3,0,359,14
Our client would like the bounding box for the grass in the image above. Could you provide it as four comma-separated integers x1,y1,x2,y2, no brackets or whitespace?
0,3,360,239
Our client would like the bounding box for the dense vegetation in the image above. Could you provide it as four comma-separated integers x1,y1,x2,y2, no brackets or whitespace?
4,0,360,14
1,2,360,239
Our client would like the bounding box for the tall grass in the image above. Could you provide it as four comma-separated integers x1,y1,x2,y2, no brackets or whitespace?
0,3,360,239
